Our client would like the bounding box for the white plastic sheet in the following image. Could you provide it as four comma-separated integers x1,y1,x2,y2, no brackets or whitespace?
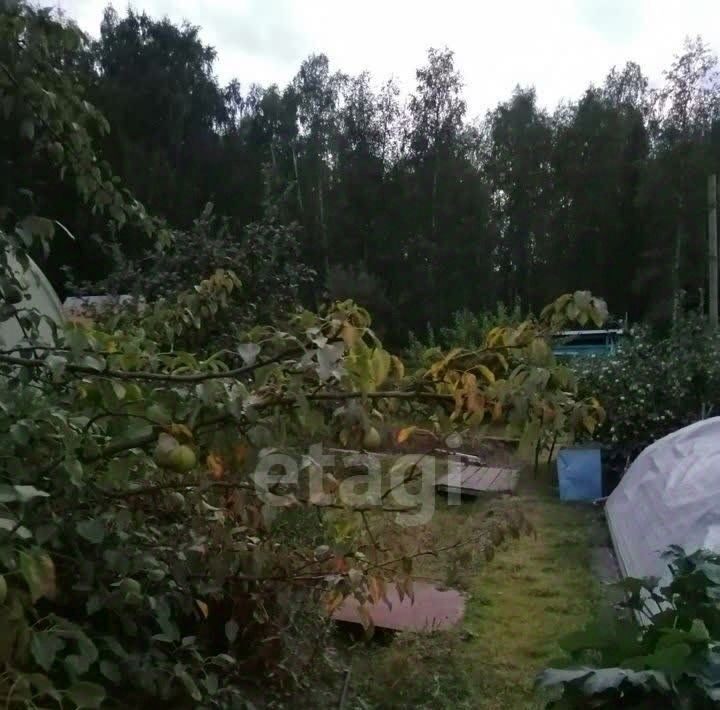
606,417,720,581
1,250,64,348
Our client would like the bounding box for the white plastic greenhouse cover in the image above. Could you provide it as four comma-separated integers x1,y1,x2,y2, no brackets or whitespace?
1,250,64,348
606,417,720,582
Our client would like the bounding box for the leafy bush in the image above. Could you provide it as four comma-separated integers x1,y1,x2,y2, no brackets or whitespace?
406,301,524,361
539,547,720,708
572,314,720,457
85,200,315,329
325,264,394,338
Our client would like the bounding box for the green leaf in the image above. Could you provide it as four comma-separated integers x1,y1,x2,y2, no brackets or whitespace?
27,673,53,694
225,618,239,643
13,485,50,503
66,458,84,486
67,681,106,709
0,516,32,539
18,215,55,243
0,486,18,503
2,94,13,119
10,423,30,447
20,550,56,602
20,118,35,140
537,667,670,695
101,636,128,660
31,632,65,671
99,660,121,684
175,663,202,701
45,355,67,381
237,342,261,366
76,519,105,544
643,642,692,674
204,672,219,695
519,418,542,458
35,524,58,545
80,355,104,371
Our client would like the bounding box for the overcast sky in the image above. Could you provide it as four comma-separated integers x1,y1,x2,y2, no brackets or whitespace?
56,0,720,117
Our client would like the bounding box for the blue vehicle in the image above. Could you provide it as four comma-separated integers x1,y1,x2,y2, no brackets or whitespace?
551,329,625,358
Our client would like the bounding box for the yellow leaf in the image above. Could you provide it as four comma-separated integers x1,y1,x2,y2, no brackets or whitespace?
323,589,345,615
341,322,360,348
492,401,503,422
168,423,193,442
396,426,417,444
390,355,405,380
467,389,484,414
485,326,504,348
371,348,392,388
452,389,464,419
196,599,209,618
475,364,495,383
357,604,375,635
583,415,596,434
427,347,463,378
207,452,225,480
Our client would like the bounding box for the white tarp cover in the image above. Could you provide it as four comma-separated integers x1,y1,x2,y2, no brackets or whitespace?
606,417,720,582
1,250,64,348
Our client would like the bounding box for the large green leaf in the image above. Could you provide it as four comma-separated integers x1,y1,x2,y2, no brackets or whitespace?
76,519,106,545
19,550,56,602
67,682,106,709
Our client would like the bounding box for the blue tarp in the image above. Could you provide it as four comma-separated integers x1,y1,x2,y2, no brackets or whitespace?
557,447,602,501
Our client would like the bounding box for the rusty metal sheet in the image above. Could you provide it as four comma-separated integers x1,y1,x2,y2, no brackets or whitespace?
435,464,520,497
332,582,465,632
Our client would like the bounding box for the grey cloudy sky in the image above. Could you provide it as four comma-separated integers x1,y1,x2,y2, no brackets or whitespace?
56,0,720,117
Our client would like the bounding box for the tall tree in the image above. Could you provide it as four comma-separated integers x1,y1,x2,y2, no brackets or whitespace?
483,88,554,310
635,39,720,323
92,8,228,226
548,64,649,315
292,54,343,281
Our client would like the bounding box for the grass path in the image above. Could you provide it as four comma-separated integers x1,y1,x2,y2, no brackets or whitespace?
463,495,602,708
353,477,604,709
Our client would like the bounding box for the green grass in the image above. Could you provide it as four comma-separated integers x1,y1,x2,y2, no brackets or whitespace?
350,465,603,709
461,496,601,709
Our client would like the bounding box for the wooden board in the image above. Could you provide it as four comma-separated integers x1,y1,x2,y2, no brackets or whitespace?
332,582,465,632
435,464,520,497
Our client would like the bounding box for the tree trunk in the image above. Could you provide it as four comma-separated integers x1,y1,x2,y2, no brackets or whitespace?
291,145,304,212
672,222,684,324
709,174,718,330
431,162,438,239
318,173,329,279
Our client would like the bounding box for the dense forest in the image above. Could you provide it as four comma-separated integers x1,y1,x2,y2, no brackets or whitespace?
3,5,720,337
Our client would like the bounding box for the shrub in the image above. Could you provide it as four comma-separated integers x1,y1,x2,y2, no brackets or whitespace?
325,264,394,338
539,547,720,708
78,200,315,330
572,314,720,458
407,301,524,357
